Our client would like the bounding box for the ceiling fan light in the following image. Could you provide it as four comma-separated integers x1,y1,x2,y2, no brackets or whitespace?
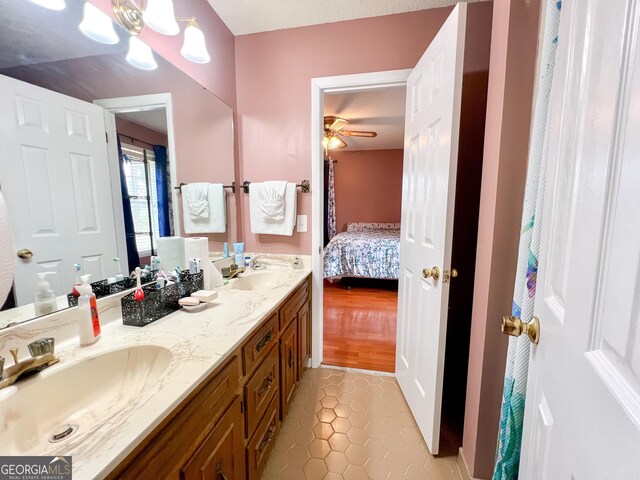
126,36,158,70
29,0,66,10
180,24,211,64
143,0,180,35
79,2,119,45
323,134,346,150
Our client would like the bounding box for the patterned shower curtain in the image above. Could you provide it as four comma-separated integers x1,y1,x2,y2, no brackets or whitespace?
327,158,337,240
493,2,561,479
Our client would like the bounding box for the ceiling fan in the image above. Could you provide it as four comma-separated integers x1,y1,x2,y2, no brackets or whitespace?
323,116,377,149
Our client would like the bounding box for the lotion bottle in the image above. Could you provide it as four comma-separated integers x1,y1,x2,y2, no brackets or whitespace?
34,272,57,316
77,274,101,345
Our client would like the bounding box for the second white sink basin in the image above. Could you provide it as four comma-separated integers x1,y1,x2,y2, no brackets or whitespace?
231,271,288,291
0,344,172,455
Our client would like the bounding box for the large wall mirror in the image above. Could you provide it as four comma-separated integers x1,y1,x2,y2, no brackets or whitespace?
0,0,238,329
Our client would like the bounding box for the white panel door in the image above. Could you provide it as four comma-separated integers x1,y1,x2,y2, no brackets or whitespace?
0,74,120,306
520,0,640,477
395,3,466,455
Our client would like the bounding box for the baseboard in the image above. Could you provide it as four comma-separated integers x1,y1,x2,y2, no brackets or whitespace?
458,448,485,480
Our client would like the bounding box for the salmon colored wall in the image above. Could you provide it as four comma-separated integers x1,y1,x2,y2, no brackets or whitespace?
461,1,542,478
330,149,403,233
235,7,459,253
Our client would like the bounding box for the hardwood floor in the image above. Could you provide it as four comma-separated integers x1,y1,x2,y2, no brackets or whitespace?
323,278,398,373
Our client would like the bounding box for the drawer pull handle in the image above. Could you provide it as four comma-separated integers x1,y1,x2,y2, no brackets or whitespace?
258,425,276,453
255,330,273,353
257,372,274,398
216,463,228,480
288,348,294,368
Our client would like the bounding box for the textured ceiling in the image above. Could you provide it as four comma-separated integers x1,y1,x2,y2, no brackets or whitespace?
324,86,406,151
207,0,489,35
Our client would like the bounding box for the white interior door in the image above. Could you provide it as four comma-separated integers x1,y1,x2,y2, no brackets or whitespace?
0,74,120,306
395,3,466,455
520,0,640,477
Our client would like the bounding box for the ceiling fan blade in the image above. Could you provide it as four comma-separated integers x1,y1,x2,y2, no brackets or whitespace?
339,130,377,138
324,116,349,132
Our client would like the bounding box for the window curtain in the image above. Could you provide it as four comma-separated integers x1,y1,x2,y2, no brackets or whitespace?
117,137,140,272
153,145,172,237
492,2,562,479
325,158,337,242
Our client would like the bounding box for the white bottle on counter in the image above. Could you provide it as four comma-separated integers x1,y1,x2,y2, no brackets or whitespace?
34,272,58,317
77,274,101,346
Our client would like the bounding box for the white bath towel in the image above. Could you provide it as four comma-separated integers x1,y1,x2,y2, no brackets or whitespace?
182,183,226,233
259,181,287,221
183,183,210,220
250,182,297,235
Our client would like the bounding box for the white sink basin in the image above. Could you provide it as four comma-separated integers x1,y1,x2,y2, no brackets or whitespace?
231,271,288,291
0,344,172,455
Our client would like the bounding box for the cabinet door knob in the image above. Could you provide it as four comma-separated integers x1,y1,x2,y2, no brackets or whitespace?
215,463,228,480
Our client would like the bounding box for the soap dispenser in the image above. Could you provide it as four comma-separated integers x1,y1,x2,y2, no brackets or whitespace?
34,272,57,316
77,274,101,346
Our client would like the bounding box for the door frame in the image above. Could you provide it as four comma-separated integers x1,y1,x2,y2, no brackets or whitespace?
310,69,411,368
94,93,178,273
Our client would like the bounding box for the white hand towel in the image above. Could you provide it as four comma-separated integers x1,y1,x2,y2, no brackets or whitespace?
182,183,226,233
250,182,297,235
259,180,287,221
183,183,210,220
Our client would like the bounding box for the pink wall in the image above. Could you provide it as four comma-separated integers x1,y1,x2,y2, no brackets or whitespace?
115,117,168,147
461,1,542,478
331,149,403,233
235,7,458,253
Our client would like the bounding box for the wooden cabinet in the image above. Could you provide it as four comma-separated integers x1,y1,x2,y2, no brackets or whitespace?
108,274,311,480
181,397,245,480
280,320,298,418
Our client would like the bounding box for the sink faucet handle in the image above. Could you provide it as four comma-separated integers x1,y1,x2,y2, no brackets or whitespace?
9,347,18,364
28,338,55,357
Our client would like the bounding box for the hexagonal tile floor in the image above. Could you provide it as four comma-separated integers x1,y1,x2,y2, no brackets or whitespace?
261,367,462,480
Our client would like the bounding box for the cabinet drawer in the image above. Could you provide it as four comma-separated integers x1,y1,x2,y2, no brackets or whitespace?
279,281,308,331
245,345,279,438
181,396,245,480
246,393,279,480
108,355,240,479
243,312,278,376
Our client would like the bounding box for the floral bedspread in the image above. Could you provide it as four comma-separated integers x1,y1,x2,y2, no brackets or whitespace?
323,228,400,280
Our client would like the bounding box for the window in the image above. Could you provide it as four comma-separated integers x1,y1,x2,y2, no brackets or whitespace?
120,142,160,257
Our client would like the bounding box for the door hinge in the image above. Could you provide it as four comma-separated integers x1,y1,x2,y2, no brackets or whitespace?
105,132,109,143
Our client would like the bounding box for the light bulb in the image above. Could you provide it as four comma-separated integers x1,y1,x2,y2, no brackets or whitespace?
143,0,179,36
79,2,119,45
180,24,210,64
126,36,158,70
29,0,65,10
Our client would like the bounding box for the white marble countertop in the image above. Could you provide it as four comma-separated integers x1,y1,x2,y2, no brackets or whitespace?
0,255,311,479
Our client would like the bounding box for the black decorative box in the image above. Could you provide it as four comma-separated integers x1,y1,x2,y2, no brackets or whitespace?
121,271,204,327
67,270,157,307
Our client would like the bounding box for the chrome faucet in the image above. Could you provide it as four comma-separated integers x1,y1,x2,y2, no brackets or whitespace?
0,338,59,390
250,256,267,270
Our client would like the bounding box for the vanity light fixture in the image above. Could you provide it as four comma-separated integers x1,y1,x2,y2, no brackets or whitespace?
29,0,66,10
79,2,120,45
125,36,158,70
180,19,211,64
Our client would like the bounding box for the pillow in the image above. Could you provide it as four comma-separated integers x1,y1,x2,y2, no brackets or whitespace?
347,222,401,233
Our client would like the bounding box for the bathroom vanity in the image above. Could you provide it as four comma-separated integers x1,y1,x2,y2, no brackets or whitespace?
0,258,312,480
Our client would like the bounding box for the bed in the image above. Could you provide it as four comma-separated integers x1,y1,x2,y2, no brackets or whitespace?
323,222,401,280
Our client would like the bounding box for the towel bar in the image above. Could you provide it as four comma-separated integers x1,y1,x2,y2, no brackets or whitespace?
241,180,310,194
174,182,236,193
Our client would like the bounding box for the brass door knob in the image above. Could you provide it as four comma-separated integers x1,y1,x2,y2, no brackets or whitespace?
443,268,458,283
501,315,540,344
422,266,440,281
17,248,33,259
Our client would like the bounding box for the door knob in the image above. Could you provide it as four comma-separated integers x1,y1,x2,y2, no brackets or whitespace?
17,248,33,259
443,268,458,283
422,266,440,281
501,315,540,344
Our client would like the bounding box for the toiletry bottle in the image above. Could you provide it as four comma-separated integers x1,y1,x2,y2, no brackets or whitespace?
77,274,101,345
72,263,82,297
234,242,245,266
134,267,145,301
34,272,58,316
